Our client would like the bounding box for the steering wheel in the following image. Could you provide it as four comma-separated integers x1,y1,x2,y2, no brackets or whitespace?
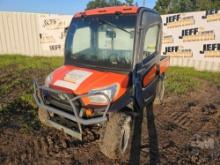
109,53,129,65
109,53,120,65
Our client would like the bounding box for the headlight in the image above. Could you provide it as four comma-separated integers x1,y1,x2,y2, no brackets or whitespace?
45,73,53,87
88,84,119,104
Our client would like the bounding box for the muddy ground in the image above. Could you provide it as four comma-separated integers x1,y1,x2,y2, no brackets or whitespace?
0,64,220,165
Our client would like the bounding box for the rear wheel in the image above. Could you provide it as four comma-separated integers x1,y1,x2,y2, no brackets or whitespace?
38,108,49,124
154,75,165,105
99,113,132,159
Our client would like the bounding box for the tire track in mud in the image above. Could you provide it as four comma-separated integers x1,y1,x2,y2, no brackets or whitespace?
150,80,220,164
169,111,193,129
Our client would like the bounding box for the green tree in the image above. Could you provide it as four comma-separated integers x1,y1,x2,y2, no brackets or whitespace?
154,0,220,14
86,0,121,10
125,0,134,5
154,0,171,14
108,0,122,5
169,0,194,13
87,0,108,10
195,0,220,11
86,0,134,10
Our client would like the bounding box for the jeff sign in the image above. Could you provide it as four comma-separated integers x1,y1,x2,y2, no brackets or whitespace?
162,9,220,59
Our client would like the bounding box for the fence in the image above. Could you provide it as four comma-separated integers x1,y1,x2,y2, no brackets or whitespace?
0,10,220,71
0,11,71,56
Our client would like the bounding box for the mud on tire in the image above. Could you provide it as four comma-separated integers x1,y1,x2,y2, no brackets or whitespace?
99,113,132,160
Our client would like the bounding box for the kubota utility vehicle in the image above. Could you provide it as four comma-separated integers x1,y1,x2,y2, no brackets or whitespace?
33,6,169,159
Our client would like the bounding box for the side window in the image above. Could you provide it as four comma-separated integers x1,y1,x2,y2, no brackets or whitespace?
143,25,159,58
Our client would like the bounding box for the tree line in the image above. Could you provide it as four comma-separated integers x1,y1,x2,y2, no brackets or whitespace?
86,0,134,10
154,0,220,14
86,0,220,14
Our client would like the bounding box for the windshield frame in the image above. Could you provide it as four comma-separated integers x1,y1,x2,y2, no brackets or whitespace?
64,14,137,73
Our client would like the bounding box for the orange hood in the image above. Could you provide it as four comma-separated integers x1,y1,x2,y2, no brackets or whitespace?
49,65,130,102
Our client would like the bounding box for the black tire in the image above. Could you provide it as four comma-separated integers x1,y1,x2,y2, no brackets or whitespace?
99,113,132,159
38,108,49,125
154,76,165,105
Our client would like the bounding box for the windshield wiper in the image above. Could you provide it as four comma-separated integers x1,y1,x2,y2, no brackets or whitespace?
99,19,132,34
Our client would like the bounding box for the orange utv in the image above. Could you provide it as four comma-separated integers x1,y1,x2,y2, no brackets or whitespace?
33,6,169,159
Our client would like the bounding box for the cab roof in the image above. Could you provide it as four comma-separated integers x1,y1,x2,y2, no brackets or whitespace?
74,6,139,18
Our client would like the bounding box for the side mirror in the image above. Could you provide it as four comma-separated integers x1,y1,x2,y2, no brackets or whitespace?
106,29,116,38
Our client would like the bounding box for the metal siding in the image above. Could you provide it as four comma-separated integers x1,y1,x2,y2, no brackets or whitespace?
0,14,5,53
20,13,28,54
12,13,19,54
30,13,39,55
10,13,17,54
7,13,13,53
33,13,43,56
26,13,33,55
0,11,72,56
2,13,10,53
24,13,31,55
16,12,25,54
15,13,23,54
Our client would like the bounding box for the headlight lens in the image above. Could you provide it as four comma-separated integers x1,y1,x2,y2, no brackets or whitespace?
88,84,119,104
45,73,53,87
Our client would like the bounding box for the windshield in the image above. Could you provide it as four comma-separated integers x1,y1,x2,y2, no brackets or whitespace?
65,14,137,71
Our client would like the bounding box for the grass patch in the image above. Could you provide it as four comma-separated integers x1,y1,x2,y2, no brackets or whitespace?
0,54,63,96
166,67,220,95
0,55,63,132
0,54,63,69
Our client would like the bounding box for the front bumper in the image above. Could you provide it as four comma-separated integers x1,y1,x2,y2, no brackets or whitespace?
33,81,111,140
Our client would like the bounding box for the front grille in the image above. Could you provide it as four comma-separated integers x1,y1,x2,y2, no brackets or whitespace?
42,90,82,115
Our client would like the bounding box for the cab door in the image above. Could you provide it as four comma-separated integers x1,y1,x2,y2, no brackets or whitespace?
134,10,162,108
141,24,161,102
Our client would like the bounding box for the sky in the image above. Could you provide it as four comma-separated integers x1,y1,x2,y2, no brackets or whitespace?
0,0,156,15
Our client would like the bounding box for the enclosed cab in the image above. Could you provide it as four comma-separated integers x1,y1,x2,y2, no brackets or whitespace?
33,6,169,159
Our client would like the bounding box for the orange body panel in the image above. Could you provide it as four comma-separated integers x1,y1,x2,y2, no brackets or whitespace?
143,57,169,87
143,65,157,87
160,57,169,74
49,65,129,106
74,6,138,18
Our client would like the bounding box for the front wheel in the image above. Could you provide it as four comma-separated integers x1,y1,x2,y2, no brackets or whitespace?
99,113,132,159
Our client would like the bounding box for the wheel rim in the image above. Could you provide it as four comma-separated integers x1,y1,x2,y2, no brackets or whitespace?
120,116,131,154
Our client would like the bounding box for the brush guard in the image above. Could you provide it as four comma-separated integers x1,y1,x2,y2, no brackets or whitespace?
33,81,111,140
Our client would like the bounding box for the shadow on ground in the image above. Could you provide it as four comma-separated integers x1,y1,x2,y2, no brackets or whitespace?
129,103,160,165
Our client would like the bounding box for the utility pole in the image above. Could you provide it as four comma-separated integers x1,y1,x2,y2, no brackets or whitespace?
143,0,146,6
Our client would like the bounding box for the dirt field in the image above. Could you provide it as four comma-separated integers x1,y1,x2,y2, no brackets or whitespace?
0,56,220,165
